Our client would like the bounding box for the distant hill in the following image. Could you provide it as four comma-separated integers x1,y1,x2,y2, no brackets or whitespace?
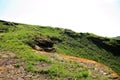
0,20,120,79
115,36,120,39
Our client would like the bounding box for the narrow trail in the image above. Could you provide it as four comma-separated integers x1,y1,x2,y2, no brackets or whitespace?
57,54,119,79
35,50,120,79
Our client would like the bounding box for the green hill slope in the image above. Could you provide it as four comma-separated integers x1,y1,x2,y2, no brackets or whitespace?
0,20,120,79
115,36,120,39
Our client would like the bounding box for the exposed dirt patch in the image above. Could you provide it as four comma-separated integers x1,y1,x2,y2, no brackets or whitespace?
0,53,51,80
35,51,120,80
0,51,120,80
0,67,4,71
57,54,120,80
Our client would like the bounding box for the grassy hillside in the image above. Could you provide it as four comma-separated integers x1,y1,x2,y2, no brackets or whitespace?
0,20,120,79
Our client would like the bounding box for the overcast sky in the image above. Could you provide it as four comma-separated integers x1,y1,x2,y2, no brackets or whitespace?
0,0,120,37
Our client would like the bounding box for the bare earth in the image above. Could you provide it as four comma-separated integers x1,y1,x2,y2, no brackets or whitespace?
0,51,120,80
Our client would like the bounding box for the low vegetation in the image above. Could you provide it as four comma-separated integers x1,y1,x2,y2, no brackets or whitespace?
0,20,120,79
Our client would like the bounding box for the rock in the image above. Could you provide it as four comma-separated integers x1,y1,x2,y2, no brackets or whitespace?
44,47,55,52
34,45,43,51
34,38,54,48
29,37,55,52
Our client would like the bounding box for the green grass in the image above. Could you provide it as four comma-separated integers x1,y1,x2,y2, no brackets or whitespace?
0,20,120,77
0,23,50,72
39,60,90,79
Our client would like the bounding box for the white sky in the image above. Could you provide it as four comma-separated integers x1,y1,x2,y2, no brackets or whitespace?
0,0,120,37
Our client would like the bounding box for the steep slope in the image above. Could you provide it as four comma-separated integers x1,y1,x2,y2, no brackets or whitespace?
0,20,120,79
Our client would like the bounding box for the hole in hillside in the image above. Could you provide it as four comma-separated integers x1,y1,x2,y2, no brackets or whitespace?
27,37,55,52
